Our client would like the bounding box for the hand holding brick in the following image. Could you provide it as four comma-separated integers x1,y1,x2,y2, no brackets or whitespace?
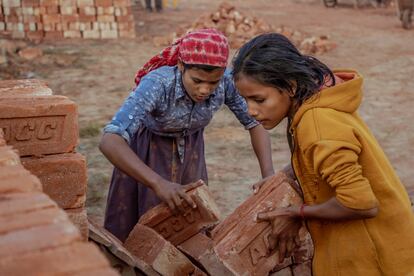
138,183,222,246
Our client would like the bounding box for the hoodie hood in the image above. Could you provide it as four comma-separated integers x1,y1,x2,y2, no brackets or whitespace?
291,69,363,129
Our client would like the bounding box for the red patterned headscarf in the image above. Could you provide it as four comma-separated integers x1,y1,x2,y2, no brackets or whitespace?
134,28,229,86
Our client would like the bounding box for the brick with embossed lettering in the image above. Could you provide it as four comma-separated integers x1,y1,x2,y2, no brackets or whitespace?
124,223,196,276
211,172,305,276
138,183,222,246
0,96,78,157
22,153,87,209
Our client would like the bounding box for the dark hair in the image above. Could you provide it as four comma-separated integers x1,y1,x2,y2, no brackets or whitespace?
183,62,223,72
232,33,335,105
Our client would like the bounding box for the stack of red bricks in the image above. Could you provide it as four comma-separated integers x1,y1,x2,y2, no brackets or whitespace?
123,173,313,275
0,78,89,240
0,0,135,41
0,129,119,275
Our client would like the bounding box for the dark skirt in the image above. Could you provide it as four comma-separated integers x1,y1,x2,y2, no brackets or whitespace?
103,126,208,242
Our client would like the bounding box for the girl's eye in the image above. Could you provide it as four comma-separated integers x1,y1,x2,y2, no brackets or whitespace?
255,98,265,103
193,79,202,84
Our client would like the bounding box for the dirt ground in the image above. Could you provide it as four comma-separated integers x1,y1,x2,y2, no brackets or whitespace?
2,0,413,224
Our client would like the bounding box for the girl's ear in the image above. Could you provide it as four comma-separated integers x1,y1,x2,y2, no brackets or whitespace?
287,81,297,97
177,60,184,72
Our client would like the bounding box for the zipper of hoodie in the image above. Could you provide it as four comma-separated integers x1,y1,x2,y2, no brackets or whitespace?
289,126,315,275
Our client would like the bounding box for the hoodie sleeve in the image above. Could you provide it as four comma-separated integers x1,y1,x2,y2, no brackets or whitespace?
303,139,378,210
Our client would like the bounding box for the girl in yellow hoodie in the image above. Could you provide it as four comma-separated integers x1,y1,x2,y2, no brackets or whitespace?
233,33,414,275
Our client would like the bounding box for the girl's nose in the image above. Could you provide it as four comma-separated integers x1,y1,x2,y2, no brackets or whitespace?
248,105,258,118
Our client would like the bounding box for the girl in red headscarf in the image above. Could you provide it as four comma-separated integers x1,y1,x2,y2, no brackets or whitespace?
100,29,275,242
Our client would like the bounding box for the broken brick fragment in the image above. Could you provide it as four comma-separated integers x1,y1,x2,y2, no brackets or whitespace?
88,219,159,276
139,184,221,245
124,223,196,276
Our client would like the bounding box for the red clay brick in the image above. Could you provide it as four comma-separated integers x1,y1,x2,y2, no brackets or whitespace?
0,192,56,217
88,219,159,276
22,153,87,209
26,30,44,42
139,183,221,245
22,0,40,7
0,145,20,166
0,164,42,194
78,14,95,22
0,96,78,157
77,0,94,7
113,0,130,7
0,79,52,96
0,242,115,275
44,30,63,39
0,206,66,235
178,233,233,276
42,14,61,24
212,172,304,276
0,220,81,259
124,224,196,276
95,0,113,7
46,5,59,14
66,207,88,240
40,0,58,5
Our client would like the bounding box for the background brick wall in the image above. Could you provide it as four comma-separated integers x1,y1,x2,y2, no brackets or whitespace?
0,0,136,40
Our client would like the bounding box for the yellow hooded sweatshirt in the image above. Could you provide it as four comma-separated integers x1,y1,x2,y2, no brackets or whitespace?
290,70,414,275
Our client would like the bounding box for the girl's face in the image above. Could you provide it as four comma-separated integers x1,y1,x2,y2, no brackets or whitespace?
235,73,293,130
178,62,225,102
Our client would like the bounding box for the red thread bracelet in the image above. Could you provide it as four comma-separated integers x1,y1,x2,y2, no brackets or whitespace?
300,204,306,220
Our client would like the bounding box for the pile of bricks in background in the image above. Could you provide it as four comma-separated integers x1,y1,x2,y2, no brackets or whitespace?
0,129,119,275
0,78,89,240
0,0,135,41
153,1,336,54
97,173,313,275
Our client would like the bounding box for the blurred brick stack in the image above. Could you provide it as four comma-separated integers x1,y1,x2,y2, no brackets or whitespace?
0,0,135,41
154,1,336,55
0,129,119,275
0,78,89,240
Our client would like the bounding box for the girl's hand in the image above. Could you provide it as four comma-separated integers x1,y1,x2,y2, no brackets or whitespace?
252,168,298,195
256,207,302,262
154,179,204,214
252,174,274,194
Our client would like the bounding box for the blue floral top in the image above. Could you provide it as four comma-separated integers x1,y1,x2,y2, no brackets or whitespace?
104,66,258,161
